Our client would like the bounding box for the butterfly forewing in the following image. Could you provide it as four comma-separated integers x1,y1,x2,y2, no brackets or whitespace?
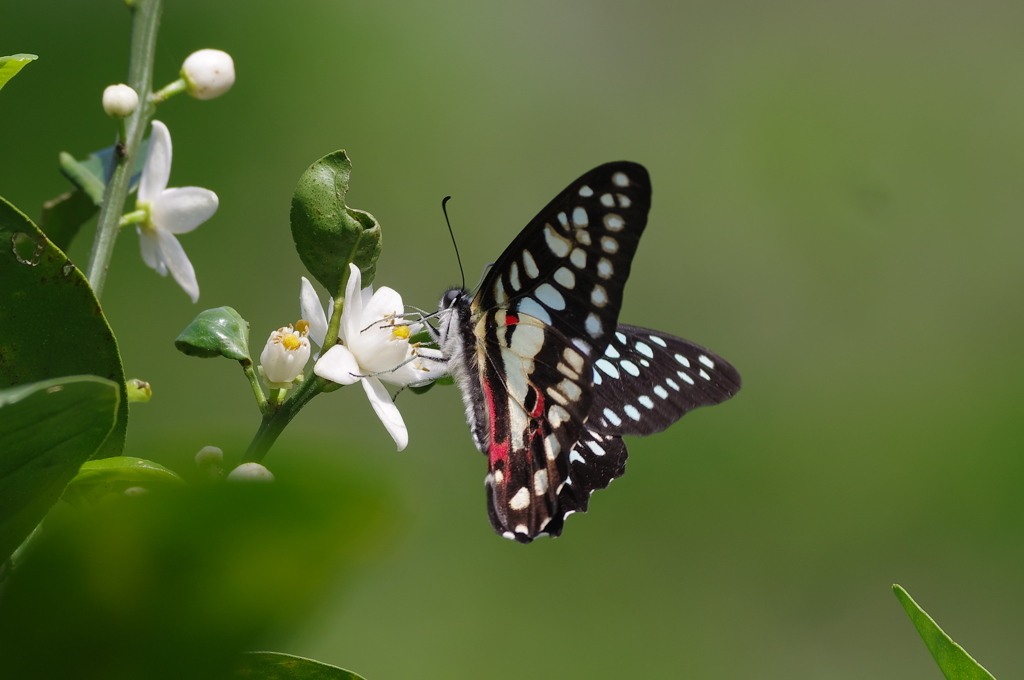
471,162,651,542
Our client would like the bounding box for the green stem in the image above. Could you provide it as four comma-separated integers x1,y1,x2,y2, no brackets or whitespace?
85,0,163,299
152,77,187,102
241,360,267,413
242,375,326,464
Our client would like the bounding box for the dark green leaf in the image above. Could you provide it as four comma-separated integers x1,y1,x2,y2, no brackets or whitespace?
58,152,106,205
0,460,390,680
174,306,251,361
0,54,37,92
40,188,98,252
63,456,183,508
408,374,454,395
893,584,998,680
0,196,128,458
0,375,120,563
235,652,367,680
290,151,382,297
408,330,434,345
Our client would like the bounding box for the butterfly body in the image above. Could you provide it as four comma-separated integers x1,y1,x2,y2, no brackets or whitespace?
435,162,740,542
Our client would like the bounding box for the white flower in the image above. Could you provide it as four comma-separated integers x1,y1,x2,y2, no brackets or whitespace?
195,445,224,468
181,49,235,100
102,84,139,117
135,120,219,303
259,324,311,387
311,265,445,451
227,462,275,482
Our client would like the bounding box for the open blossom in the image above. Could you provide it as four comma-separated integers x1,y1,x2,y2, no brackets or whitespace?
259,323,311,386
310,265,445,450
135,120,218,302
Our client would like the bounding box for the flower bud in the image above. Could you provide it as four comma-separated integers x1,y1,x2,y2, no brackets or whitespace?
227,462,275,482
181,49,235,100
260,324,311,387
103,84,139,117
195,445,224,468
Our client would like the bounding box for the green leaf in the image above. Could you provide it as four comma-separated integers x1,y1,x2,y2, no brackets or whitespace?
63,456,183,508
174,306,251,361
0,375,120,563
893,584,998,680
0,196,128,458
408,374,454,395
235,652,367,679
59,137,152,206
290,151,382,297
0,459,390,680
40,188,99,252
0,54,37,92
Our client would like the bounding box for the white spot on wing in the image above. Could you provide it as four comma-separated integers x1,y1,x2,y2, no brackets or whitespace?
620,360,640,376
494,469,504,484
578,185,594,197
570,248,587,268
604,214,624,231
612,171,629,186
600,193,614,207
576,230,592,245
600,236,619,253
617,193,632,208
596,359,619,378
666,377,680,391
494,278,507,304
558,212,568,227
515,524,530,534
554,267,576,289
592,368,602,385
534,469,549,495
548,404,570,426
558,378,582,401
699,355,715,369
699,369,711,380
563,347,585,372
535,283,566,310
502,531,516,540
678,370,696,385
586,439,606,456
604,344,620,358
517,297,552,325
591,284,608,307
597,258,613,279
674,353,691,367
615,331,627,343
649,335,666,347
509,261,521,291
570,450,585,464
544,225,571,257
585,313,602,338
639,395,654,409
654,385,669,399
635,342,654,358
572,207,588,227
522,250,539,278
603,408,622,426
572,337,592,355
544,433,560,460
510,323,544,358
510,486,530,510
624,404,641,420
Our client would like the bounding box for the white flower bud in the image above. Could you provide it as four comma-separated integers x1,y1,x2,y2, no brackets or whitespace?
227,462,275,482
195,445,224,468
124,486,149,496
103,84,139,117
260,324,311,387
181,49,235,100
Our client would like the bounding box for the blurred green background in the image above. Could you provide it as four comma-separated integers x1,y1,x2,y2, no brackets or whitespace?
3,0,1024,677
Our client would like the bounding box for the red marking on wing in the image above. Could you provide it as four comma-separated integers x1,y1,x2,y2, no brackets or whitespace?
529,386,545,419
505,314,519,326
482,377,509,466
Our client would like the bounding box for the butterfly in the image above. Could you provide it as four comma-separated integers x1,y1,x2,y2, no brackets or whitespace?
433,162,741,543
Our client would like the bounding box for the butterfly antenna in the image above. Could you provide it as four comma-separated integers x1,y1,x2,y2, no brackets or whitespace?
442,196,466,290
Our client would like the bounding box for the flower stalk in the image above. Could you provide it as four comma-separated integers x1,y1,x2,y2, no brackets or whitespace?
85,0,163,299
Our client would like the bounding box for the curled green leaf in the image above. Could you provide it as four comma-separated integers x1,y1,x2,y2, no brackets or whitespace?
893,584,998,680
290,150,382,297
174,306,251,361
0,54,37,92
235,652,367,679
63,456,183,508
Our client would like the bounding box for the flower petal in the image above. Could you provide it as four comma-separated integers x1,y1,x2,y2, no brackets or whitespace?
151,187,219,234
300,277,328,347
340,263,363,346
385,347,448,386
361,376,408,451
362,286,404,325
154,229,199,302
137,226,167,276
313,345,361,385
139,120,172,204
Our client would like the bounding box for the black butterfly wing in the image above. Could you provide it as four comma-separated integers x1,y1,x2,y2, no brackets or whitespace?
545,324,742,536
469,162,652,542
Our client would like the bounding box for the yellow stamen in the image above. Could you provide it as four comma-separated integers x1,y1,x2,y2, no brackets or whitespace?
281,333,301,351
295,319,310,336
392,325,410,340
